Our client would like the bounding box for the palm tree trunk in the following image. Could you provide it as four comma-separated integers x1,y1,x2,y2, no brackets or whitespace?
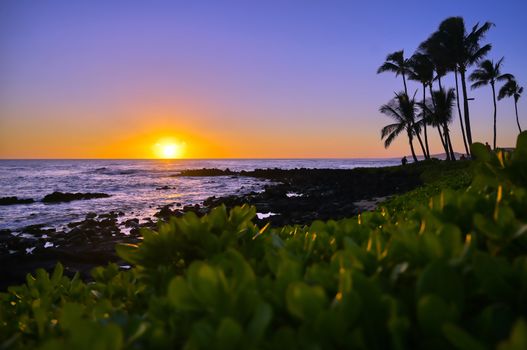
454,68,470,156
413,123,427,159
444,124,456,160
408,131,418,162
422,84,430,158
429,85,436,108
515,100,522,132
491,82,497,149
460,68,473,146
437,126,450,160
402,73,408,95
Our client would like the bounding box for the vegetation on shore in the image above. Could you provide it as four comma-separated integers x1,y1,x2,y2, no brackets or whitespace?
1,132,526,349
378,16,524,158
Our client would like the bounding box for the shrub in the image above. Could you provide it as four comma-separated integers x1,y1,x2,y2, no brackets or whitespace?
2,133,527,349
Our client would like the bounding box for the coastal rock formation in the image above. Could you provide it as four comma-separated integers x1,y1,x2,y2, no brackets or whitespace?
0,196,34,205
42,191,110,203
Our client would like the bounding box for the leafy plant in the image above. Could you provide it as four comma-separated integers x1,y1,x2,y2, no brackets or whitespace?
2,132,527,349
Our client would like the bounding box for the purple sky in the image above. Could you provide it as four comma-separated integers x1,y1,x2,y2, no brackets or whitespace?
1,0,526,158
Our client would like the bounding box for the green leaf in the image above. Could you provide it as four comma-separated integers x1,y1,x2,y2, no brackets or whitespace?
167,276,198,310
417,261,464,309
442,323,488,350
286,281,327,320
187,262,222,307
498,319,527,350
115,243,139,264
417,295,458,335
216,317,243,349
247,302,273,341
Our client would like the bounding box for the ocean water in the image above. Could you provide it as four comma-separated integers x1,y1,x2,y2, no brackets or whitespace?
0,159,399,232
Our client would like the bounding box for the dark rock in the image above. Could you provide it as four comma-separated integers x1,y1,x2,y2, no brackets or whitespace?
123,218,139,227
0,196,34,205
42,192,110,203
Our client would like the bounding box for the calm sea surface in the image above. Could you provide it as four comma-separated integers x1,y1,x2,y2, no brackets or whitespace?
0,159,399,232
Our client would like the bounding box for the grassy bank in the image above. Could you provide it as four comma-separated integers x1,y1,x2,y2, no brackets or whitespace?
1,134,526,349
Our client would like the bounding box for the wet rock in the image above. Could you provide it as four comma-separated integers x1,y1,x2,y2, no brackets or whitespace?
0,196,34,205
42,192,110,203
155,205,179,219
123,218,139,227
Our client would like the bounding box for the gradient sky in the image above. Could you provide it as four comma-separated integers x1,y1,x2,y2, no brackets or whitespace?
1,0,526,159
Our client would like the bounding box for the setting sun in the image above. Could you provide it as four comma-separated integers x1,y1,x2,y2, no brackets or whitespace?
154,139,185,159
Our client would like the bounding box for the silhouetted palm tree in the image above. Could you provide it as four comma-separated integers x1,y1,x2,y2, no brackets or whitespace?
418,33,451,90
380,92,423,162
430,88,457,160
436,17,493,148
469,58,513,149
377,50,411,95
419,29,469,156
408,53,434,159
498,78,523,133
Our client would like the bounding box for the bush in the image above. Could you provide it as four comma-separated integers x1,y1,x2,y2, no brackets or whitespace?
2,133,527,349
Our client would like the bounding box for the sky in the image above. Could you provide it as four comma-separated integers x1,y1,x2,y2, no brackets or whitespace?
1,0,526,159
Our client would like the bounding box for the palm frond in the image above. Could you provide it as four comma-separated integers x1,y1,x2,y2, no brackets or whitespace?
377,62,400,74
471,80,488,89
383,123,405,148
497,73,514,82
381,123,402,139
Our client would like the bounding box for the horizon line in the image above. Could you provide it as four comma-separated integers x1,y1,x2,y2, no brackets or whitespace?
0,156,404,161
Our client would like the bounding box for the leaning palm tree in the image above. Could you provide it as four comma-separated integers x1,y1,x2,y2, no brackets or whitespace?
436,17,493,148
408,53,434,159
498,78,523,132
377,50,411,95
380,92,423,162
469,58,513,149
430,88,457,160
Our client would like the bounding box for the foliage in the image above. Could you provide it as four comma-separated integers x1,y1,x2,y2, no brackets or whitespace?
2,132,527,349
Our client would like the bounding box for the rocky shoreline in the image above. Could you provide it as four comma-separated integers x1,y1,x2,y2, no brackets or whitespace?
0,164,428,289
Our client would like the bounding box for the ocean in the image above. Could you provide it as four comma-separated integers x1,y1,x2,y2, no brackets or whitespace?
0,159,399,232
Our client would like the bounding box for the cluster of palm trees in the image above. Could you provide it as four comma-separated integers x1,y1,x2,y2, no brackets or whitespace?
378,17,523,161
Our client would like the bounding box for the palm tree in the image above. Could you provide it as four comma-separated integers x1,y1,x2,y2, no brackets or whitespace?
408,53,434,159
380,92,423,162
377,50,411,95
418,30,469,156
498,78,523,132
469,58,513,149
418,32,451,90
436,17,493,148
429,88,457,160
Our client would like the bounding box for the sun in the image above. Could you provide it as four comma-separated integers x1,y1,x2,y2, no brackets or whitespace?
154,140,185,159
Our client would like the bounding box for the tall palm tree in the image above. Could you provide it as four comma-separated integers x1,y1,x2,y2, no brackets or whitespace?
498,78,523,132
380,92,423,162
436,17,493,148
377,50,411,95
469,58,513,149
408,53,434,159
418,30,469,156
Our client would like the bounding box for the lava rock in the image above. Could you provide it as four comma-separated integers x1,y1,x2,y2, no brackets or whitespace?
0,197,34,205
42,192,110,203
